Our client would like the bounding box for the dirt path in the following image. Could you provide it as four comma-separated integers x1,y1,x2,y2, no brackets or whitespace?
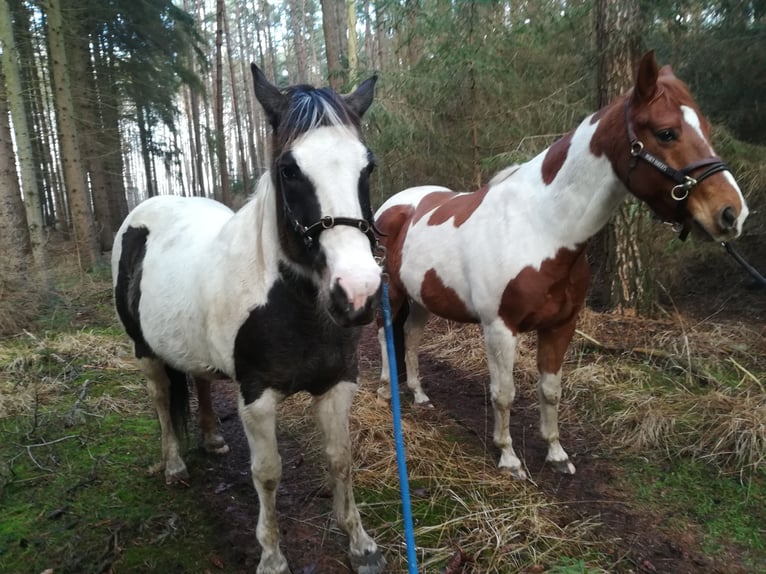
183,321,753,573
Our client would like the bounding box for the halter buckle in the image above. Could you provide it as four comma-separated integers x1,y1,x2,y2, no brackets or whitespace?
320,215,334,229
373,243,387,267
630,140,644,156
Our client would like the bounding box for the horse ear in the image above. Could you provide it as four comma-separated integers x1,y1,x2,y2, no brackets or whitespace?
344,74,378,118
634,50,659,104
251,63,286,128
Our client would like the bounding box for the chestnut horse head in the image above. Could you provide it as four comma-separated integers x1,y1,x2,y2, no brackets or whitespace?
598,50,748,240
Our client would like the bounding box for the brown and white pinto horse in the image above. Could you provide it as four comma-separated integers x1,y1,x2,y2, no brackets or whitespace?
375,51,749,480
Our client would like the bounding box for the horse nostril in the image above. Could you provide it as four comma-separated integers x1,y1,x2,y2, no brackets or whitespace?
720,206,737,229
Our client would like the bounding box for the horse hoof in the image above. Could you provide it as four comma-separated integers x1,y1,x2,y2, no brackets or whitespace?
349,548,387,574
414,400,434,409
210,444,230,455
204,435,230,455
164,465,190,486
549,459,576,475
376,385,392,406
500,466,528,481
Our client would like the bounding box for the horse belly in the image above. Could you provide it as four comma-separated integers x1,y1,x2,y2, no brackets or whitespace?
114,196,236,374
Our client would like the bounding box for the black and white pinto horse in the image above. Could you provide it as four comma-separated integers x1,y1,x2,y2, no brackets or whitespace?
111,65,386,574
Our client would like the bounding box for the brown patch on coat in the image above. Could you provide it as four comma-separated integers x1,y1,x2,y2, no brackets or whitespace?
409,188,489,228
420,268,478,323
541,133,573,185
497,245,590,348
375,204,416,320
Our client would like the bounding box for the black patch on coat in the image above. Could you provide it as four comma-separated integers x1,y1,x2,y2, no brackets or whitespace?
114,226,154,359
234,263,361,405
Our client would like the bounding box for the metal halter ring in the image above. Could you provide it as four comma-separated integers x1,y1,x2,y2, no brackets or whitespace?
630,140,644,156
671,177,696,201
320,216,334,229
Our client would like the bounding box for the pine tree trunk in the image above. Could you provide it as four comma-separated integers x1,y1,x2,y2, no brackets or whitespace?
224,3,249,197
288,0,309,82
0,68,34,274
594,0,651,314
67,32,113,250
215,0,231,206
0,0,49,270
346,0,358,85
321,0,344,89
44,0,101,269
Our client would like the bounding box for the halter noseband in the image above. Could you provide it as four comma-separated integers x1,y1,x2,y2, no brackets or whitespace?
279,174,386,264
623,96,730,239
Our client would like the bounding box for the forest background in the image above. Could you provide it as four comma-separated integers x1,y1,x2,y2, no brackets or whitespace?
0,0,764,326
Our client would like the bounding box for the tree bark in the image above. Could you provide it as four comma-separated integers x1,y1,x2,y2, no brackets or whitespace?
0,66,34,274
215,0,231,205
0,0,49,269
321,0,344,89
224,2,249,197
67,30,113,250
45,0,101,269
346,0,358,85
594,0,651,314
288,0,309,83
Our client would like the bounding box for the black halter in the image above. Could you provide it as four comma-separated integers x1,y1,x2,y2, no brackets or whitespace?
623,97,730,239
279,174,386,264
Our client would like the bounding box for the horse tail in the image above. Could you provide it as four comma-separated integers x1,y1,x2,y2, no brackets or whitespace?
391,298,408,381
165,366,190,439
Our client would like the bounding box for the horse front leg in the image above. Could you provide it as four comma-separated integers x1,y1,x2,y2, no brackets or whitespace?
193,377,230,455
482,320,525,480
537,320,577,475
239,389,289,574
140,358,188,484
314,381,386,574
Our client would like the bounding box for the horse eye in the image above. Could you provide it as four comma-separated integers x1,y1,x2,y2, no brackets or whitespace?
280,163,302,181
655,129,677,143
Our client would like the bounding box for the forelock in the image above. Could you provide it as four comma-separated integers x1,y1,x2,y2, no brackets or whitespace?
276,87,359,151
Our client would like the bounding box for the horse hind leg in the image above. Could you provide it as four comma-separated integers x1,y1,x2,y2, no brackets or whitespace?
483,320,526,480
314,382,386,573
193,377,229,455
402,301,432,406
537,322,577,475
239,389,289,574
140,358,189,484
377,297,432,407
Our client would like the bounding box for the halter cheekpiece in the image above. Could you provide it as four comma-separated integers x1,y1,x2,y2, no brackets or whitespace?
623,96,730,238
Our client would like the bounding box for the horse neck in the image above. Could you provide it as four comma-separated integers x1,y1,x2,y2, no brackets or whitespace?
218,172,283,274
518,104,630,246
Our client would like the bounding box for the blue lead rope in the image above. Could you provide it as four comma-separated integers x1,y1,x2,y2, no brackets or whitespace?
380,281,419,573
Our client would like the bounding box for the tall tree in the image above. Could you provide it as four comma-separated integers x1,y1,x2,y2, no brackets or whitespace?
215,0,231,205
288,0,309,82
595,0,650,313
346,0,358,84
1,0,49,270
44,0,101,268
0,65,33,275
321,0,344,89
224,2,249,196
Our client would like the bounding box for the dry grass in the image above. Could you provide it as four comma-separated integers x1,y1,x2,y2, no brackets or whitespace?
0,329,138,418
278,388,605,571
410,310,766,475
0,267,43,337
